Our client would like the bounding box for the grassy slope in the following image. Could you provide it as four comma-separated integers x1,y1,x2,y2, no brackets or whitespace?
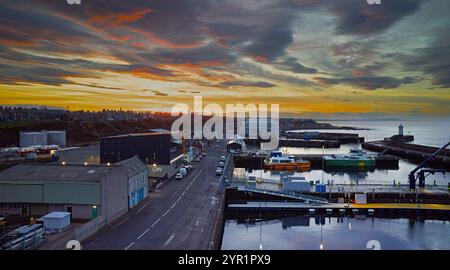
0,119,173,147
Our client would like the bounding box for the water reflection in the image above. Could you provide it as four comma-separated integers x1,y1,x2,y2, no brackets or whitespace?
221,214,450,250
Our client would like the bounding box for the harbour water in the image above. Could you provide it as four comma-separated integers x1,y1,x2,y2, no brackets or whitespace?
224,119,450,250
233,119,450,187
221,215,450,250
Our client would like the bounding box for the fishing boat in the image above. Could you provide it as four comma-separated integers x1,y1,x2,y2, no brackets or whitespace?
323,149,375,167
264,151,310,171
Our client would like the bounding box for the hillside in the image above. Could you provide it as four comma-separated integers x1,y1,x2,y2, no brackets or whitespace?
0,119,173,147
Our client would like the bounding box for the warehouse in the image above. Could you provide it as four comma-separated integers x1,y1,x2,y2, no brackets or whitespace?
0,162,128,224
100,130,183,179
117,156,149,209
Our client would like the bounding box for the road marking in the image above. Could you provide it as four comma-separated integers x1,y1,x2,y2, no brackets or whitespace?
163,233,175,247
124,242,135,250
137,228,150,240
131,148,221,244
136,205,147,214
162,209,170,217
151,218,161,228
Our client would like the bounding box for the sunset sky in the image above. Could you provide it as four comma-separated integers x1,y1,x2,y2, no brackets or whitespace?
0,0,449,117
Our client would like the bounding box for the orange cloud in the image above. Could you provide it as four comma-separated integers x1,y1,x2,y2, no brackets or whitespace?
253,55,269,63
89,8,154,26
0,38,39,47
110,66,176,81
129,27,204,49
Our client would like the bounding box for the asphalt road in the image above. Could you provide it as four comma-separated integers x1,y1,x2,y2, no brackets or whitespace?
83,141,227,250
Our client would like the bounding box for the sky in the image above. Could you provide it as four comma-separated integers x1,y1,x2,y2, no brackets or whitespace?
0,0,449,117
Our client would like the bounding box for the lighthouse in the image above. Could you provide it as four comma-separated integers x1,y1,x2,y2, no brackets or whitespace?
398,124,404,136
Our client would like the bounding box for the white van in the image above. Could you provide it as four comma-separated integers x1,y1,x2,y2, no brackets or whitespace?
179,167,188,176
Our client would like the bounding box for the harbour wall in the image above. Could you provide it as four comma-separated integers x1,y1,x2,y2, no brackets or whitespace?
362,140,450,171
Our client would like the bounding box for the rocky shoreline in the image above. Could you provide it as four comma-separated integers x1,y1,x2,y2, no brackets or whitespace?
279,118,369,133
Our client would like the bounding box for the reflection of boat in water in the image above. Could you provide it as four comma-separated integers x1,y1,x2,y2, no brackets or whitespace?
264,151,310,171
324,166,375,173
323,149,375,167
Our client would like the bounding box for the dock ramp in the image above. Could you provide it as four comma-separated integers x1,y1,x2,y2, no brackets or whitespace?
236,186,329,204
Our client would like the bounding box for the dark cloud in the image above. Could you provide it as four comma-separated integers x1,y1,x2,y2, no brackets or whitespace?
274,57,318,74
292,0,421,36
217,81,276,88
145,44,235,66
397,34,450,88
0,0,446,95
204,1,298,62
315,76,417,90
331,0,421,36
234,62,316,87
152,90,168,96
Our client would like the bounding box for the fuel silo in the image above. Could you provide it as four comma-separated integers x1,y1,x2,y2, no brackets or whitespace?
20,131,48,147
47,131,66,146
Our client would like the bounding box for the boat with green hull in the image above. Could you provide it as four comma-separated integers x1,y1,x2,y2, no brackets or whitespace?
323,149,375,167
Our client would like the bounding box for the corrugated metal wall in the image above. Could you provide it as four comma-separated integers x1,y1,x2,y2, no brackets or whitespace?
0,183,100,204
0,183,43,203
43,183,100,205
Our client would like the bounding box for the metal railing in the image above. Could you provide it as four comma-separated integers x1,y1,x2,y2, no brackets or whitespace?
236,186,329,204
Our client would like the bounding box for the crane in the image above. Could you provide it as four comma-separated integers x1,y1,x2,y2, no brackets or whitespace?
408,140,450,190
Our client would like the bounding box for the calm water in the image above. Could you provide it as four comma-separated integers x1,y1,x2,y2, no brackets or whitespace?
225,120,450,250
221,215,450,250
316,119,450,147
233,119,450,187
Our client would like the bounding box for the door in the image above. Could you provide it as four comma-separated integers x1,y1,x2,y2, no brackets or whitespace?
66,206,73,221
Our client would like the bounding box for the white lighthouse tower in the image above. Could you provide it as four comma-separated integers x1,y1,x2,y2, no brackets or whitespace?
398,124,404,136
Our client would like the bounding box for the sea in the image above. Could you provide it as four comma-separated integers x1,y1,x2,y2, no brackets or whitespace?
232,119,450,186
223,119,450,250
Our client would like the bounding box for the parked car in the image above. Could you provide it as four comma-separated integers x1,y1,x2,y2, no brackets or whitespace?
175,173,183,180
184,165,193,171
218,161,225,168
202,152,206,157
216,167,223,176
220,156,226,162
179,167,187,176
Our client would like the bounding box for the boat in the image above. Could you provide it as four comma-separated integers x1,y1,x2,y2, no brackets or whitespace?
323,149,375,167
264,151,310,171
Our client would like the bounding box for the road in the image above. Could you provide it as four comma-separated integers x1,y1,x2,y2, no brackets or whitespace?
83,141,227,250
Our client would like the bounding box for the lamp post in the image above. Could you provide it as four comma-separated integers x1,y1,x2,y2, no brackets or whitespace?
320,222,324,250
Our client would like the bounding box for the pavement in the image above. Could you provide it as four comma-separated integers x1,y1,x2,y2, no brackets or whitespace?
82,141,227,250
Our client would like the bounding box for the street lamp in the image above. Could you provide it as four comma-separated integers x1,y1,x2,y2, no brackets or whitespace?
320,221,324,250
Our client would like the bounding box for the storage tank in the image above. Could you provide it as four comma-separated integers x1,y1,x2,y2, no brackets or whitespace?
47,131,66,146
20,131,47,147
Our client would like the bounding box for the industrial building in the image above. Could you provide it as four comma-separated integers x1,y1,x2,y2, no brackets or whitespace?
117,156,149,209
227,139,246,153
100,130,183,179
0,162,129,224
20,130,66,147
